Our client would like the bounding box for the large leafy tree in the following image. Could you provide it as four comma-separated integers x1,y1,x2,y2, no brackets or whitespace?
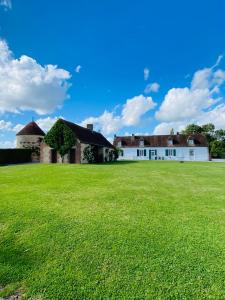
181,124,203,135
210,140,225,158
44,119,76,162
182,123,225,158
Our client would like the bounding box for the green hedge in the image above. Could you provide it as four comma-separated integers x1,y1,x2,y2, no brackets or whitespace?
0,149,32,165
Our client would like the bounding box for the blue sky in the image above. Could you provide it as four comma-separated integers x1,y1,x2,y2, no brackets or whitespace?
0,0,225,146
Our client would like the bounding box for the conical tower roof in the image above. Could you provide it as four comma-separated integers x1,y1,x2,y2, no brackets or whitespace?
16,121,45,136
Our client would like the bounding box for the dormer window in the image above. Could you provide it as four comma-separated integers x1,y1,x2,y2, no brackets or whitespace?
168,139,173,146
117,141,122,147
139,140,144,147
188,139,194,146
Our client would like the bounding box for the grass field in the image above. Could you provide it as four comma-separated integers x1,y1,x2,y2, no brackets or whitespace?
1,161,225,299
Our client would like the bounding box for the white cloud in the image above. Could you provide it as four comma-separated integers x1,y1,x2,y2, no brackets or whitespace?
0,0,12,10
197,104,225,129
13,116,62,134
36,116,61,132
154,56,225,133
0,120,12,131
124,131,151,136
0,139,16,148
153,121,187,135
144,82,160,94
0,39,71,115
144,68,150,80
155,56,225,122
75,65,82,73
155,87,215,122
122,95,156,126
81,95,156,135
153,104,225,134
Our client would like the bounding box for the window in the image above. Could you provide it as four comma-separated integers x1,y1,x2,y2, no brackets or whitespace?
165,149,176,156
189,149,194,156
120,150,124,157
188,139,194,146
168,139,173,146
117,141,122,147
137,149,146,156
139,140,144,147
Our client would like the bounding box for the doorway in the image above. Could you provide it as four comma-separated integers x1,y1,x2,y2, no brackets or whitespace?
149,149,157,160
69,149,76,163
51,149,57,163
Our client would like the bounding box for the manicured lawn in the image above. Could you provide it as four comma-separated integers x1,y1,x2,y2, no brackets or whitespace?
1,161,225,299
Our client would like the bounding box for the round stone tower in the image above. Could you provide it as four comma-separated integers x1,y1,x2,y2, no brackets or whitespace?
16,121,45,150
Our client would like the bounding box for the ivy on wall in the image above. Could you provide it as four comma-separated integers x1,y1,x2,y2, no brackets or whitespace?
44,119,76,161
83,145,95,163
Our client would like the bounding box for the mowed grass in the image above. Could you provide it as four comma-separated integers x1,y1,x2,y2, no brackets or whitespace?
1,161,225,299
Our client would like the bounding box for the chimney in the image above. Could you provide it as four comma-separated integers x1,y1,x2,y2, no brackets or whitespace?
87,124,93,131
177,132,179,135
131,133,135,141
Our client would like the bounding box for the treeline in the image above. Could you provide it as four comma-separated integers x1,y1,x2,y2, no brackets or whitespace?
181,124,225,158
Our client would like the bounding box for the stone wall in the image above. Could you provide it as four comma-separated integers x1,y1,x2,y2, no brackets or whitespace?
16,135,44,149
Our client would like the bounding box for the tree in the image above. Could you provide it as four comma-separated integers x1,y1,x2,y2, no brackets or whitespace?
215,129,225,141
201,123,215,135
182,123,225,158
44,119,76,162
210,140,225,158
181,124,202,135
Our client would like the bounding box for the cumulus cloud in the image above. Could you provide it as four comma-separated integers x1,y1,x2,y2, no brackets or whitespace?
0,120,12,131
0,0,12,10
144,82,160,94
153,121,188,135
144,68,150,80
81,95,156,135
0,39,71,115
13,116,62,134
36,116,61,132
156,87,215,122
155,56,225,121
153,55,225,134
75,65,82,73
0,139,16,148
122,95,156,126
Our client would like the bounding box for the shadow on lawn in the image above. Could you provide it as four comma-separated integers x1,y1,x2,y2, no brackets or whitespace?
101,160,139,166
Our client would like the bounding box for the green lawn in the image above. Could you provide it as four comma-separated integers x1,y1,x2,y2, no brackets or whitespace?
1,161,225,299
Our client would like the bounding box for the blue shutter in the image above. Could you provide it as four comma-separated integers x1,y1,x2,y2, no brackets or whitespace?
165,149,168,156
173,149,176,156
137,149,139,156
144,149,146,156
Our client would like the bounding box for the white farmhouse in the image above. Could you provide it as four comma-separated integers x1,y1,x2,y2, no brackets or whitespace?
113,133,209,161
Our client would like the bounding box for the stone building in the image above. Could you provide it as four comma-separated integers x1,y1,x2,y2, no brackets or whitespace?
40,119,115,163
16,121,45,162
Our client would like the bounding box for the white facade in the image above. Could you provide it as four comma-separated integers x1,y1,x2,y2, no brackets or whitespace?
118,147,209,161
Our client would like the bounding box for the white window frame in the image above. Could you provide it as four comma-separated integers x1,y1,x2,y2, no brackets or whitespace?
188,139,194,146
139,140,144,147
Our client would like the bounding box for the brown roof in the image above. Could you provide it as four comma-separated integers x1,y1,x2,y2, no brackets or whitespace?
113,134,208,147
60,119,114,148
16,121,46,136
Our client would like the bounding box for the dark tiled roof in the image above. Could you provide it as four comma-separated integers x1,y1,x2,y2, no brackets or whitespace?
60,119,114,148
16,121,46,136
113,134,208,147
